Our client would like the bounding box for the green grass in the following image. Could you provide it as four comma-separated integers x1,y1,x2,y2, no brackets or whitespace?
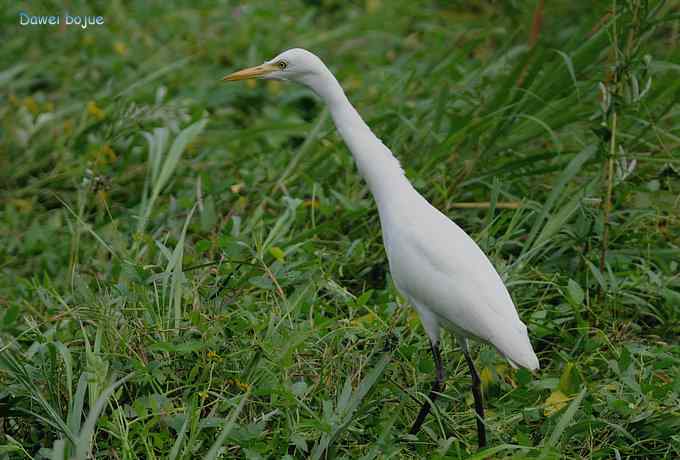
1,0,679,458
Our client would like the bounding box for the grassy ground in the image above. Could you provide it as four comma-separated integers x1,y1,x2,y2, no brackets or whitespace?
1,1,679,458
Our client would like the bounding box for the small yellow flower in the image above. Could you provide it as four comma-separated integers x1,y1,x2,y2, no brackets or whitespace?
23,97,39,115
366,0,382,13
198,390,209,399
480,367,494,390
226,378,250,391
10,198,33,213
63,119,74,136
207,350,219,360
235,196,248,212
113,41,128,56
351,312,378,327
544,390,570,416
87,101,105,120
93,144,117,165
303,198,320,208
96,190,108,205
101,144,117,161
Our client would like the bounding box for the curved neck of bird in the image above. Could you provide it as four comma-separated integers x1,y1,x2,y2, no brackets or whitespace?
305,67,413,208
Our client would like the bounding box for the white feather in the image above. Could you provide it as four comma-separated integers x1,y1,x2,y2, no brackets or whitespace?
236,48,539,371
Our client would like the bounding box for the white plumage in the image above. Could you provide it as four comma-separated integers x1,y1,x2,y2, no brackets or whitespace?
225,48,539,447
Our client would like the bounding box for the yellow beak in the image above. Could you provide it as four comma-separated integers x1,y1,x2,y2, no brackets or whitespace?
223,63,277,81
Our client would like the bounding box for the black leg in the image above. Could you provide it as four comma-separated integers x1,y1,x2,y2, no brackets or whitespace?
463,350,486,449
409,341,445,434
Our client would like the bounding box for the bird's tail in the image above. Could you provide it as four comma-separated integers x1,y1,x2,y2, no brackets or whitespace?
506,348,540,371
493,323,540,371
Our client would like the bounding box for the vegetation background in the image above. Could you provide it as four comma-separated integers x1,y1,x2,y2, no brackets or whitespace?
1,0,678,458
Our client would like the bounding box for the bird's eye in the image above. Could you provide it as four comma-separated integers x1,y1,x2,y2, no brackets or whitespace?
278,61,287,70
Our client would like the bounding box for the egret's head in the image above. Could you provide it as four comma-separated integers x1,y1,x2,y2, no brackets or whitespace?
223,48,326,85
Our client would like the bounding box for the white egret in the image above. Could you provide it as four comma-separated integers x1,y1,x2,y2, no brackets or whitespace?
224,48,539,448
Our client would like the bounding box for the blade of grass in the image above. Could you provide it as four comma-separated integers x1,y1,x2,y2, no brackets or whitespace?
169,398,195,460
465,444,530,460
66,373,89,439
74,373,134,460
0,349,76,444
522,144,597,256
137,119,207,235
541,386,587,456
167,204,197,330
203,389,250,460
311,353,391,460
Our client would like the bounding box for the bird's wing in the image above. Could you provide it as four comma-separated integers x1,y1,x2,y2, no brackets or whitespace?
408,200,521,323
387,203,539,369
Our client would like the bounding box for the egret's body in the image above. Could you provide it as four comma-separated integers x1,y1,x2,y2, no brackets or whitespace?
225,48,539,447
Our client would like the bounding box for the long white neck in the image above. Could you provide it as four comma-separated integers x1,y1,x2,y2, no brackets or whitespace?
301,68,414,208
